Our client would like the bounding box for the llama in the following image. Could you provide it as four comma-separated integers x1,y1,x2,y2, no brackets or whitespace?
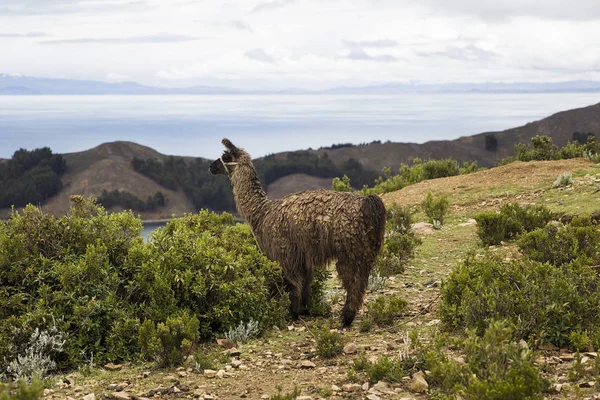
209,138,386,326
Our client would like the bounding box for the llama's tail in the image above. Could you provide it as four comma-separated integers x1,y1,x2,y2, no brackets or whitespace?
364,195,386,253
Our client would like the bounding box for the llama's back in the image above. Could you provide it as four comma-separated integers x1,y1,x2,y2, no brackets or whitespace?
263,189,385,266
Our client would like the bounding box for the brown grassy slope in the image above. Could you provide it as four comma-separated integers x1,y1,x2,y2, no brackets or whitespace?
381,158,594,209
312,101,600,171
42,142,196,219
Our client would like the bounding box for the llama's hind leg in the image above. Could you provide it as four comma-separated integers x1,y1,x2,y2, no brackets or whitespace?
336,259,369,327
300,267,314,315
284,279,302,320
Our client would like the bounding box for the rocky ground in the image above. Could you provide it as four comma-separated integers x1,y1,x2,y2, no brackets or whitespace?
41,159,600,400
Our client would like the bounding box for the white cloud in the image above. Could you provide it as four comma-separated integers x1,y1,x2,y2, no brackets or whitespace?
0,0,599,89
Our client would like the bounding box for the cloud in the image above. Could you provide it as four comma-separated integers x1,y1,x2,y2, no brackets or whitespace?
414,0,600,21
342,39,398,48
244,48,275,64
417,44,498,61
38,33,200,45
251,0,295,13
229,20,253,32
106,73,131,81
344,48,398,63
0,0,149,16
0,32,50,38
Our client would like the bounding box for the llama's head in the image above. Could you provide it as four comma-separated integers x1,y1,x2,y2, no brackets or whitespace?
209,138,251,176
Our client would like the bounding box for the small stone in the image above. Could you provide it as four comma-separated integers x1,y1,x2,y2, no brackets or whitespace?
231,359,243,368
110,392,131,400
585,352,598,358
362,382,369,391
331,385,341,392
296,397,313,400
299,360,316,369
224,347,241,357
82,394,96,400
261,395,270,399
173,387,181,394
372,381,394,394
217,338,236,348
579,381,595,388
216,369,225,379
204,369,217,378
560,354,575,362
204,395,215,400
43,389,55,396
74,386,84,393
178,371,188,378
552,383,563,393
343,343,358,355
366,395,381,400
107,384,120,391
426,319,441,326
342,384,361,393
104,363,123,371
142,371,150,378
408,371,429,393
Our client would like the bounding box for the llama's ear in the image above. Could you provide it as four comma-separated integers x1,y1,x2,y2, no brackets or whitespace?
222,138,238,153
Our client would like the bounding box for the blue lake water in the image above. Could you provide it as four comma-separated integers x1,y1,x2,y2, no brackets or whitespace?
1,93,599,159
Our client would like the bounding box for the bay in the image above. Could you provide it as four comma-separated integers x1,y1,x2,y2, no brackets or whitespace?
1,93,599,160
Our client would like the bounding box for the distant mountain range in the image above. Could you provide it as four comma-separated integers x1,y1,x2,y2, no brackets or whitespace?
2,74,600,95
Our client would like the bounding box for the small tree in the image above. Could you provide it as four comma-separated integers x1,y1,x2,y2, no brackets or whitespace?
421,192,450,227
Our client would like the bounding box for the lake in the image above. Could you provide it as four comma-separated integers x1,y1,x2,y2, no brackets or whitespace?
1,93,599,160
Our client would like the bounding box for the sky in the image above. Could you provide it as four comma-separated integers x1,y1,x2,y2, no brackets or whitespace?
0,0,599,90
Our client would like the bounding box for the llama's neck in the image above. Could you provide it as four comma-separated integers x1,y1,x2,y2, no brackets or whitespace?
229,162,270,228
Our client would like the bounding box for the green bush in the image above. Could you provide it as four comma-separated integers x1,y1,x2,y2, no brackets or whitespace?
552,172,573,188
421,192,450,226
0,378,44,400
331,175,352,192
139,312,199,367
517,217,600,266
422,159,459,180
352,352,412,383
315,326,345,358
422,321,547,399
366,295,408,326
474,203,554,246
440,255,600,348
0,198,291,372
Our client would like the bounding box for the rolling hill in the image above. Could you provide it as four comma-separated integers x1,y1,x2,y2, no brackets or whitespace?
0,101,598,219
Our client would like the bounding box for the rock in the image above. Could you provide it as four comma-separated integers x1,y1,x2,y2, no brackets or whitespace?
110,392,131,400
331,385,341,392
579,381,595,388
560,353,575,362
43,389,55,396
107,384,120,391
408,371,429,393
217,338,236,348
74,386,84,393
411,222,435,235
82,394,96,400
204,369,217,378
231,359,243,368
372,381,395,395
551,383,563,393
104,363,123,371
142,371,151,378
178,371,188,377
585,352,598,358
173,387,181,394
342,384,361,393
366,395,381,400
362,382,369,391
299,360,316,369
216,369,225,379
223,347,241,357
296,397,313,400
343,343,358,355
426,319,441,326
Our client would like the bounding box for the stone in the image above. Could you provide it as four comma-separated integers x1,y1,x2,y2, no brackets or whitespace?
142,371,151,378
372,381,395,395
296,397,313,400
217,338,236,348
579,381,595,388
408,371,429,393
204,369,217,378
110,392,131,400
560,353,575,362
231,359,243,368
43,389,55,396
362,382,369,391
411,222,436,235
216,369,225,379
299,360,316,369
104,363,123,371
342,384,361,393
366,395,381,400
343,343,358,355
74,386,84,393
82,394,96,400
331,385,341,392
224,347,241,357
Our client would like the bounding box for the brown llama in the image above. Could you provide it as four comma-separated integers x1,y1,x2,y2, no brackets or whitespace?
209,138,386,326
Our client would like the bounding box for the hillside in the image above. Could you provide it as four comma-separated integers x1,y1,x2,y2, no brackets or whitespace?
36,157,600,400
1,102,598,219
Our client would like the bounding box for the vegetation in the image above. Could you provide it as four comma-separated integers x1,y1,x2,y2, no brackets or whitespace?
0,378,44,400
474,203,554,246
365,295,408,326
0,197,298,374
499,134,600,165
0,147,66,209
315,325,345,358
97,189,167,212
421,192,450,227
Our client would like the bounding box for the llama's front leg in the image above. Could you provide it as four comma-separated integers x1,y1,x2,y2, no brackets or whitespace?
284,278,302,320
300,267,314,315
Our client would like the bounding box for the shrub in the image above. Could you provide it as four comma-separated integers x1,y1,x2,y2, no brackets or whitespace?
552,172,573,188
331,175,352,192
557,141,585,160
421,192,450,226
270,386,301,400
474,203,554,246
422,320,547,399
517,218,600,266
315,326,345,358
225,320,260,344
422,159,459,180
138,312,200,367
0,378,44,400
6,327,64,382
459,161,479,175
440,255,600,348
366,295,408,326
352,352,413,383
